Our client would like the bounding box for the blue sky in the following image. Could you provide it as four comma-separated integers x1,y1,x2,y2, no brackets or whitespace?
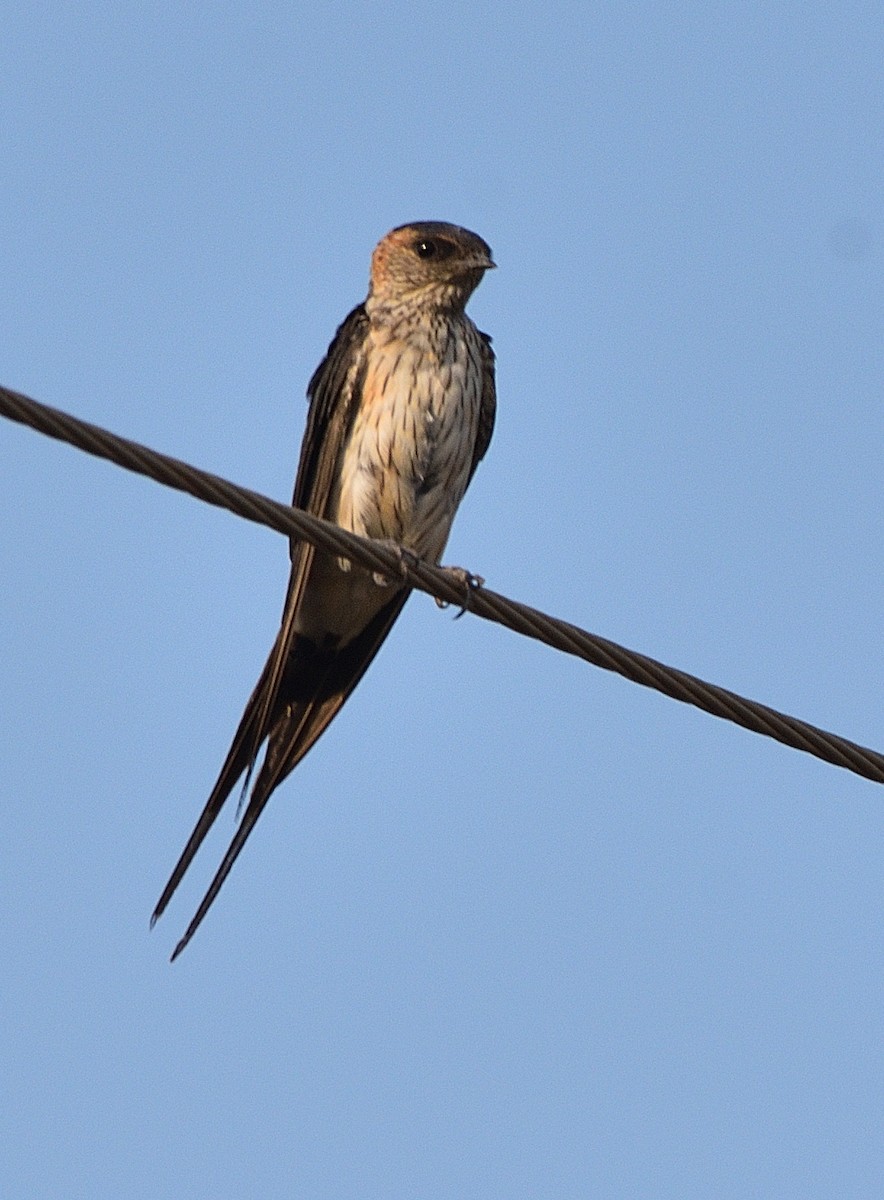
2,4,882,1197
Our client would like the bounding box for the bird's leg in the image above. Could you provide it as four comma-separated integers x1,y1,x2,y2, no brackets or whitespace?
369,539,484,617
434,565,485,617
371,539,421,587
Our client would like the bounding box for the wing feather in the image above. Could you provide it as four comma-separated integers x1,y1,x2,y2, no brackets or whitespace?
152,306,371,927
468,330,496,485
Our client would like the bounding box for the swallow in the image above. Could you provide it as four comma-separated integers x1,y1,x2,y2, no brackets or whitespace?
152,221,496,958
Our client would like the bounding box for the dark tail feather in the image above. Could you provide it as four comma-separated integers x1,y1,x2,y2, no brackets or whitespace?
169,691,343,960
164,590,411,959
168,769,274,961
151,655,276,927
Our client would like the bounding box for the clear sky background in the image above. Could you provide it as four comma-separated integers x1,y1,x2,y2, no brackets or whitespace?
2,5,882,1198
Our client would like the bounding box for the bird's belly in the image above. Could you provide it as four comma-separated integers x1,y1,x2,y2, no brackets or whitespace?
295,326,482,646
293,550,396,643
334,339,481,561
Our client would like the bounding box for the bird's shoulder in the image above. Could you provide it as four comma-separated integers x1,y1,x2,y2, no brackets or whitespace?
305,303,371,411
292,304,371,514
469,327,496,480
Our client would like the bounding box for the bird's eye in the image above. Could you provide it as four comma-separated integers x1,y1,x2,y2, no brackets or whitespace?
414,237,455,261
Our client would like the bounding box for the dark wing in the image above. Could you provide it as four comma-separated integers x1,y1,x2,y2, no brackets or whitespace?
294,305,371,517
468,330,496,486
151,305,371,931
252,304,372,742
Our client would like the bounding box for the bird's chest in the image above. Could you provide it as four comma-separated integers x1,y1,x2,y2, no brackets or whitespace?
334,325,481,560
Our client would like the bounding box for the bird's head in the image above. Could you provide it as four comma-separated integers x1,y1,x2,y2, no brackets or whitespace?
368,221,495,315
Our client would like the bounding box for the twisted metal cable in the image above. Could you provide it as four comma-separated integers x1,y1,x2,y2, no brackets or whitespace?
3,382,883,786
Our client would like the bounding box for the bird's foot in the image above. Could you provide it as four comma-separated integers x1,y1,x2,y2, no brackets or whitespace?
372,539,420,586
435,565,485,617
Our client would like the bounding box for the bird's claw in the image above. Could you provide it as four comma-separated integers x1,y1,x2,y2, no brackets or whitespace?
435,565,485,617
372,540,420,586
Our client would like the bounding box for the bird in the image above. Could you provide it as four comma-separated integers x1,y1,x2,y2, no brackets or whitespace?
152,221,496,959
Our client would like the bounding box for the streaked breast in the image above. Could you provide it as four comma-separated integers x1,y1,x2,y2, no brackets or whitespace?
335,315,484,563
